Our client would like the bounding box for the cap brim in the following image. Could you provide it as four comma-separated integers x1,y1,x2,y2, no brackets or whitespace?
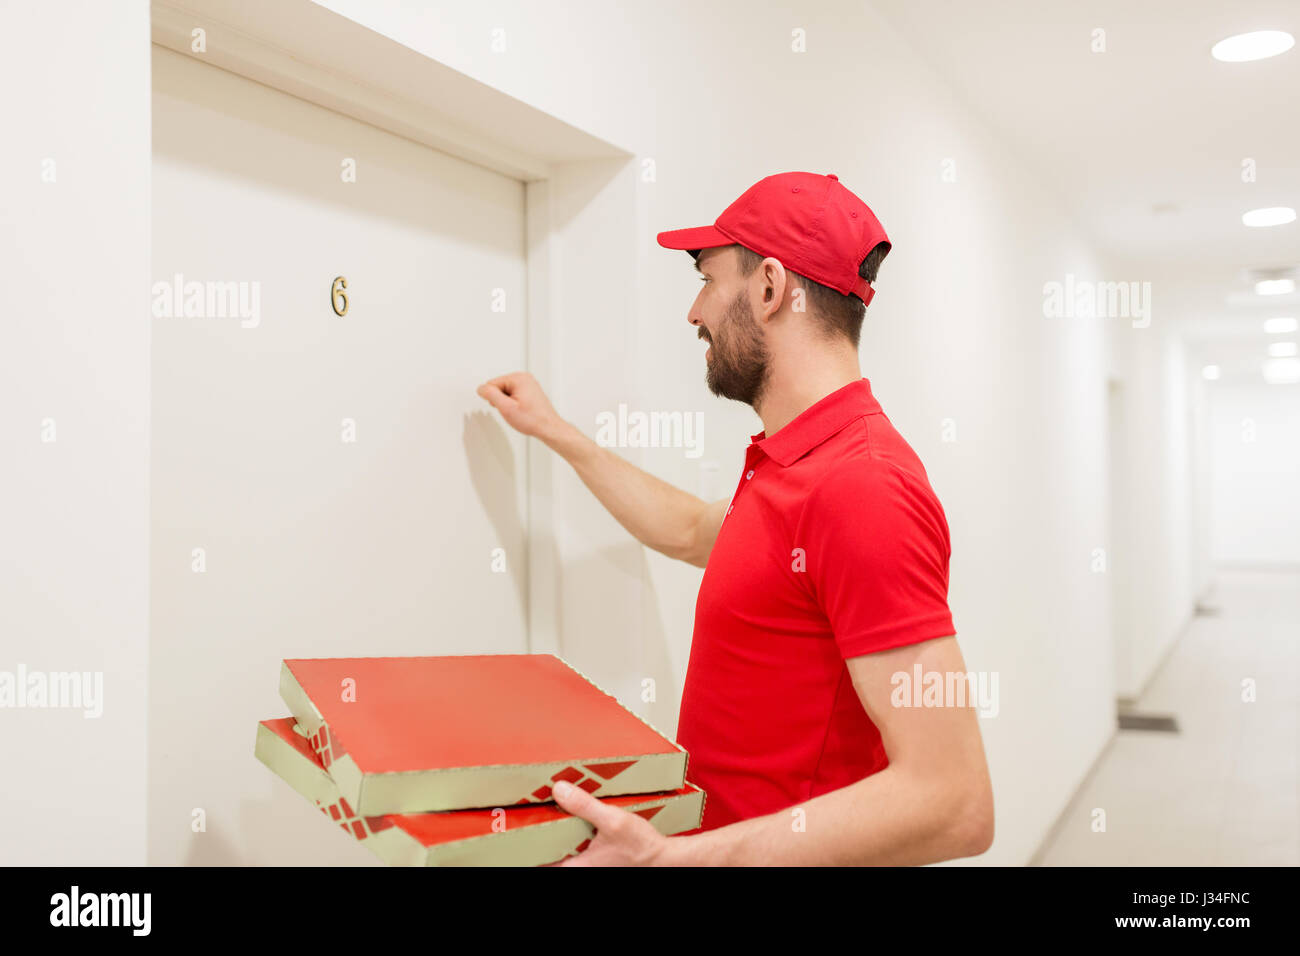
656,224,732,256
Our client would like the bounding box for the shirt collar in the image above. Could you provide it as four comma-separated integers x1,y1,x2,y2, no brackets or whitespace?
750,378,882,467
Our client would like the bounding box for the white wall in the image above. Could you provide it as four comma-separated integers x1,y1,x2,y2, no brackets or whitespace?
1107,315,1200,698
1188,358,1216,600
0,0,151,865
1208,383,1300,565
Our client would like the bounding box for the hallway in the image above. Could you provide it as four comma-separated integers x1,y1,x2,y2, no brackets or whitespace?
4,0,1299,870
1035,568,1300,865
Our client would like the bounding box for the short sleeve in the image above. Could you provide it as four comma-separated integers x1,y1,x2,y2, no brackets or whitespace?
795,459,955,658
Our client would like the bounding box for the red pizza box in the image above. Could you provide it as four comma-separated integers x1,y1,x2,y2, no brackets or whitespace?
255,717,705,866
279,654,689,815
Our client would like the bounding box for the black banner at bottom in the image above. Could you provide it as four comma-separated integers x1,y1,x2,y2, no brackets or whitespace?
0,865,1276,943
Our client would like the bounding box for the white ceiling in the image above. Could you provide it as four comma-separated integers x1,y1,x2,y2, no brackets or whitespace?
872,0,1300,372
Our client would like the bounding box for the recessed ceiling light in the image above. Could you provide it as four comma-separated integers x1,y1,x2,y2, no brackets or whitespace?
1202,364,1221,380
1242,206,1297,227
1212,30,1295,62
1264,317,1298,333
1262,357,1300,384
1268,341,1298,357
1256,278,1297,295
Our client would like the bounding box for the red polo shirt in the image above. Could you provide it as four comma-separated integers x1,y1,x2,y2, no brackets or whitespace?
676,377,956,832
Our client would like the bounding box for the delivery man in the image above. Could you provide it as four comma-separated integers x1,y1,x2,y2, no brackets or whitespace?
477,171,993,866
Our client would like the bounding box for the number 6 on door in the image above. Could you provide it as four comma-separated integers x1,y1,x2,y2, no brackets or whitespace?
331,276,348,316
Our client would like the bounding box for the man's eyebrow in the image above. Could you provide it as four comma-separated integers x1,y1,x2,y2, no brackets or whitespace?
693,257,705,275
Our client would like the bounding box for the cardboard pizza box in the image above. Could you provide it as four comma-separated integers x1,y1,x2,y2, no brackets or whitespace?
255,717,705,866
279,654,688,815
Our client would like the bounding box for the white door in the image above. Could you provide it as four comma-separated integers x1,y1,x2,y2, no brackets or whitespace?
150,46,529,865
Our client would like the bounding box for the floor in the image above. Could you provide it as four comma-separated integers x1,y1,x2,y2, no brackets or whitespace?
1034,568,1299,866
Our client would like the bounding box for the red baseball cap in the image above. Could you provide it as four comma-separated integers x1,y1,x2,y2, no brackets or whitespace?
657,171,891,307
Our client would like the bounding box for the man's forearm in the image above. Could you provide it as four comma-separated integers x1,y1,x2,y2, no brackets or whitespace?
541,419,711,563
657,765,984,866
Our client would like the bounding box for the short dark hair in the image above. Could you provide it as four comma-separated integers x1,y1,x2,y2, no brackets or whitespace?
732,243,888,349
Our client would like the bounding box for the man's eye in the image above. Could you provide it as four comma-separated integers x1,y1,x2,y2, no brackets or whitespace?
699,276,710,283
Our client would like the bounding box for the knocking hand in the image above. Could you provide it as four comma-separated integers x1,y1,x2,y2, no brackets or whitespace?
476,371,565,441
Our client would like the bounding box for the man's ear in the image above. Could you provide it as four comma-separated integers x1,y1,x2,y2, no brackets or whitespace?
759,257,787,316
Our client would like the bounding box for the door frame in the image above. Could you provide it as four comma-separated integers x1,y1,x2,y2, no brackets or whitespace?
152,0,639,655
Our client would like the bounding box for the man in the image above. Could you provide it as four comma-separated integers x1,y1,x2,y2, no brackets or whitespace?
476,171,993,866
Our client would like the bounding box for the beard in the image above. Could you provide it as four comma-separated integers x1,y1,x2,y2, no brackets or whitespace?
702,290,770,407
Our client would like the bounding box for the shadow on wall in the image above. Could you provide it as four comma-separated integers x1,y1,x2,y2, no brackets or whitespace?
463,410,527,617
636,548,684,740
184,787,385,866
545,536,686,741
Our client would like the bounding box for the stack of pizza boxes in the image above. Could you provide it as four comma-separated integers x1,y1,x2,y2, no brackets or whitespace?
254,654,704,866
